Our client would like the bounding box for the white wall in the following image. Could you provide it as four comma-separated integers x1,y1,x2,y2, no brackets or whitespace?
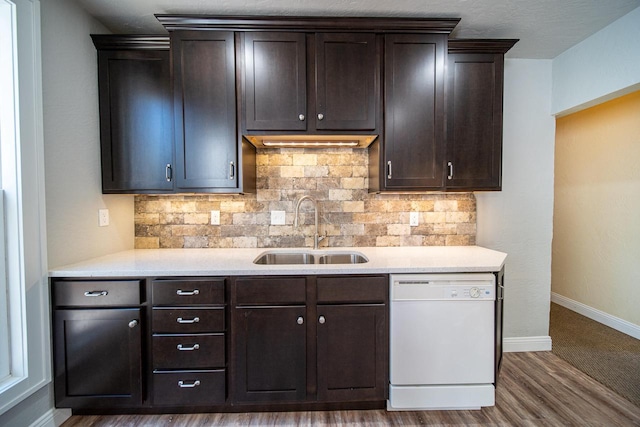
552,6,640,116
476,59,555,347
42,0,134,269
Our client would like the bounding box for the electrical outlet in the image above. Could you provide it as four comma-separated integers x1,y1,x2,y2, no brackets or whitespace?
98,209,109,227
271,210,286,225
410,211,419,227
210,210,220,225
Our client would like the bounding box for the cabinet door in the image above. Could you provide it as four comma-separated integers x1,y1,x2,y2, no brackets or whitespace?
315,33,377,131
172,31,238,190
316,304,387,402
97,49,173,193
244,32,307,131
54,308,142,408
383,34,446,189
446,52,504,190
233,306,307,402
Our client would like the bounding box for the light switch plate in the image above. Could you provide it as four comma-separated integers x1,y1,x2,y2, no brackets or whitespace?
410,211,419,227
210,210,220,225
271,210,286,225
98,209,109,227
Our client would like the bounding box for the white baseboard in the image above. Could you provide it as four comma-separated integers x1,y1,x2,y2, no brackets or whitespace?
31,408,71,427
551,292,640,340
504,336,552,352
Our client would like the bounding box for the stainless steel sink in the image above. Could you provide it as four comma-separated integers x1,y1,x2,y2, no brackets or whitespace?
253,250,368,265
253,251,315,265
318,253,369,264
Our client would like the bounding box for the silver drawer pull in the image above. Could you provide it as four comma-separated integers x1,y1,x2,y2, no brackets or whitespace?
128,320,138,329
177,343,200,351
84,290,108,297
176,317,200,324
177,380,200,388
176,289,199,296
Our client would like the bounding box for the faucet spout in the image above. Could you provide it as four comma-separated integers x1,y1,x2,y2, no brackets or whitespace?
294,195,324,250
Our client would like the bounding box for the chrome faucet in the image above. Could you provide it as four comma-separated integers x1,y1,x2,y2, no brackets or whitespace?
294,195,325,250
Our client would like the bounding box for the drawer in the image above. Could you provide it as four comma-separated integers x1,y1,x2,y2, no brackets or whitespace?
152,334,225,369
152,278,225,306
53,280,141,307
317,275,388,304
235,276,306,305
152,307,225,333
152,370,225,406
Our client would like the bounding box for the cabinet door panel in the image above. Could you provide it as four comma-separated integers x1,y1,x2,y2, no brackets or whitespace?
98,50,173,192
54,308,142,408
244,32,307,131
173,31,238,190
317,304,387,401
384,34,446,189
446,53,503,190
316,33,377,130
233,306,306,402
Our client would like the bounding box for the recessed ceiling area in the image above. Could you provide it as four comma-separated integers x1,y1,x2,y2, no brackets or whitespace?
71,0,640,58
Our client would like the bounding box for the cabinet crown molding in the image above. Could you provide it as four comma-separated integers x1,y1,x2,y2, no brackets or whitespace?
91,35,170,50
448,39,519,54
156,15,460,34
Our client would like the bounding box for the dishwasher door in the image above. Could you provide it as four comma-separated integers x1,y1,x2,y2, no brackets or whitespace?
390,273,495,386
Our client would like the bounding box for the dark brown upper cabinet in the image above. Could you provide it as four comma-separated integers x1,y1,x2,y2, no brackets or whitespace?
242,31,379,134
92,35,174,194
445,39,517,191
371,33,447,191
244,32,307,131
171,30,255,193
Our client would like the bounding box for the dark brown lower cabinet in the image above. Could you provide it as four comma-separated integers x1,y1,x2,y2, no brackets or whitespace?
233,305,307,402
316,304,387,402
54,308,143,408
231,275,388,406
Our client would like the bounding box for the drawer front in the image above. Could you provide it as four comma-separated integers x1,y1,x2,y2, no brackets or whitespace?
235,276,306,305
153,370,226,406
53,280,141,307
152,334,225,369
152,308,225,333
152,278,225,306
317,275,388,304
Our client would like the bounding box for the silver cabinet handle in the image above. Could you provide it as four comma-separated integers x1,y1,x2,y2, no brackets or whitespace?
229,161,235,180
177,317,200,324
298,114,305,121
317,113,324,121
318,315,326,324
177,343,200,351
297,316,304,325
128,320,138,329
176,289,199,296
498,284,505,301
84,290,108,297
387,161,392,179
178,380,200,388
447,161,453,180
166,164,172,182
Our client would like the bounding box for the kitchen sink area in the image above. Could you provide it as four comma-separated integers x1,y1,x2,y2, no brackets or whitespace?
253,250,369,265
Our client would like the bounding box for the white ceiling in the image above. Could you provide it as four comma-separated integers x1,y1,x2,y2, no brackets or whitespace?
72,0,640,58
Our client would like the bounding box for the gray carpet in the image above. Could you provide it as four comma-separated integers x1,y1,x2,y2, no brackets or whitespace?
549,302,640,407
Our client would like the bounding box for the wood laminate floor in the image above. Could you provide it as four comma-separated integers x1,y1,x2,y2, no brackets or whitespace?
62,352,640,426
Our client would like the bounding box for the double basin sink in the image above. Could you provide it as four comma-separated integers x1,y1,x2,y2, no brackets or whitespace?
254,250,369,265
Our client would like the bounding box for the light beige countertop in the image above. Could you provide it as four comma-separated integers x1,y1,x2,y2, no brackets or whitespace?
49,246,507,277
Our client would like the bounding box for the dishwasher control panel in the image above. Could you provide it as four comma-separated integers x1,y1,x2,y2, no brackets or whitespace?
391,273,496,301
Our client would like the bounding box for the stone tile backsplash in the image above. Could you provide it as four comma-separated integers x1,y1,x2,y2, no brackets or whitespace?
134,148,476,249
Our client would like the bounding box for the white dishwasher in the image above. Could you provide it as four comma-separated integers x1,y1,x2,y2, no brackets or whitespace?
388,273,496,410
